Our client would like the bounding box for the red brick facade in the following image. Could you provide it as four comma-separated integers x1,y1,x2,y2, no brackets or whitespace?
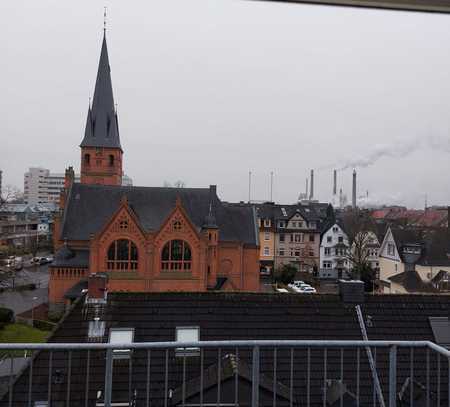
80,146,122,186
50,190,260,307
48,32,260,308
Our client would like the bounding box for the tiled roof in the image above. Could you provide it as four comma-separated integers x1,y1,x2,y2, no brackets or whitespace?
2,292,449,406
61,183,258,246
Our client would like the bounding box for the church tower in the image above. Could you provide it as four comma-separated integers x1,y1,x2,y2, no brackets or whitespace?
80,31,123,186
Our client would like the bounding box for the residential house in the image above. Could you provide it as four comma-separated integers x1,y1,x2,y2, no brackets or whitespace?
256,203,276,275
254,202,332,276
319,222,351,279
379,226,450,293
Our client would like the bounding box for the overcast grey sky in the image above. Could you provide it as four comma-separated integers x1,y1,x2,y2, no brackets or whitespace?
1,0,450,208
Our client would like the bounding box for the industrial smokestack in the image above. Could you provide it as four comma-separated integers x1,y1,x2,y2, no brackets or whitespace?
333,169,337,196
310,169,314,200
352,169,357,209
305,178,308,198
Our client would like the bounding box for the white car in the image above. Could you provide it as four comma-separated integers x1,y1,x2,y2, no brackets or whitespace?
299,286,317,294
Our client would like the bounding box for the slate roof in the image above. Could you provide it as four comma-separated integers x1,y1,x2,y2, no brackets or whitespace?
254,202,332,232
80,34,121,150
419,228,450,267
63,279,88,300
61,183,258,246
2,292,449,406
390,227,450,267
388,270,435,293
52,246,90,268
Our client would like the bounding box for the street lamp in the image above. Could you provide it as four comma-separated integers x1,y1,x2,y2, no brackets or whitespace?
31,296,38,327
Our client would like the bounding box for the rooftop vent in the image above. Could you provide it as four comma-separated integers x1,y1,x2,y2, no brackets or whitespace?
339,280,365,304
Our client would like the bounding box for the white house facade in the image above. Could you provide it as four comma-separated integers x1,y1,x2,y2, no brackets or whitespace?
319,223,351,280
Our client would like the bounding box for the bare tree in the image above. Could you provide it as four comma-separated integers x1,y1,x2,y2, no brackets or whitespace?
163,180,186,188
342,209,377,282
173,180,186,188
0,185,23,209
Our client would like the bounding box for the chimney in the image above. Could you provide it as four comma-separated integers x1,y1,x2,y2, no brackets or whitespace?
339,280,365,304
310,169,314,200
352,169,357,209
87,273,108,303
209,184,217,198
64,166,75,189
333,169,337,196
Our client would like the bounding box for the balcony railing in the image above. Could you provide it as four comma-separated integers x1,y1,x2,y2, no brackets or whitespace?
0,340,448,407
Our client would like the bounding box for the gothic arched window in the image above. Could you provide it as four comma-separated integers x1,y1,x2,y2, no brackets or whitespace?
161,240,192,271
107,239,138,271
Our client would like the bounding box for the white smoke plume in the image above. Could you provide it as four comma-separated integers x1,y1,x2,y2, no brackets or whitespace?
330,135,450,171
338,140,417,171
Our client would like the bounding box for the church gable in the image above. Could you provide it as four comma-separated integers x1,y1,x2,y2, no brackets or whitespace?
154,199,201,249
97,198,146,247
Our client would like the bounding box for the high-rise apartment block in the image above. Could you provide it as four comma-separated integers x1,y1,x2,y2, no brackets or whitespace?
24,167,132,204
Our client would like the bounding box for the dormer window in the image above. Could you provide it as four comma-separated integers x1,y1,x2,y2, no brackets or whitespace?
109,328,134,359
176,326,200,357
264,219,271,227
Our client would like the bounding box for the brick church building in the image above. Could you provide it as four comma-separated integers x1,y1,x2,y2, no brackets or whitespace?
49,32,260,310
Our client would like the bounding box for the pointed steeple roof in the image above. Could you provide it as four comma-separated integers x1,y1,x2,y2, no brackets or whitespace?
80,33,122,150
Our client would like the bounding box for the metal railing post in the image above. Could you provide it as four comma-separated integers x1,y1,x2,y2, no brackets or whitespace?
104,349,113,407
389,346,397,407
252,345,260,407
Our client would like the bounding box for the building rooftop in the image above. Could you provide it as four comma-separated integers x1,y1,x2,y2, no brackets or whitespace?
61,183,258,246
2,291,449,406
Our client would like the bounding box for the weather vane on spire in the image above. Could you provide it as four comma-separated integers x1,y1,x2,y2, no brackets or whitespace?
103,6,107,33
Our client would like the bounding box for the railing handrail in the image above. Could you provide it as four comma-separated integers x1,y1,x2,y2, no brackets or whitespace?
0,339,448,356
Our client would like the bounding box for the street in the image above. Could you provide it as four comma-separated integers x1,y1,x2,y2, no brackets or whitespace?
0,263,49,316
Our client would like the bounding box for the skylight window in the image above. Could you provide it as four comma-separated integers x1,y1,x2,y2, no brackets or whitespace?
176,326,200,357
281,208,287,217
109,328,134,359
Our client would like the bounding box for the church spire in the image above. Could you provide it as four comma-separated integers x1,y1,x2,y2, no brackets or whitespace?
80,31,122,151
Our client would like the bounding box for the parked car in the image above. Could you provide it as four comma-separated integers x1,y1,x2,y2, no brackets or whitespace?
288,281,305,289
32,257,49,265
299,286,317,294
46,255,54,263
